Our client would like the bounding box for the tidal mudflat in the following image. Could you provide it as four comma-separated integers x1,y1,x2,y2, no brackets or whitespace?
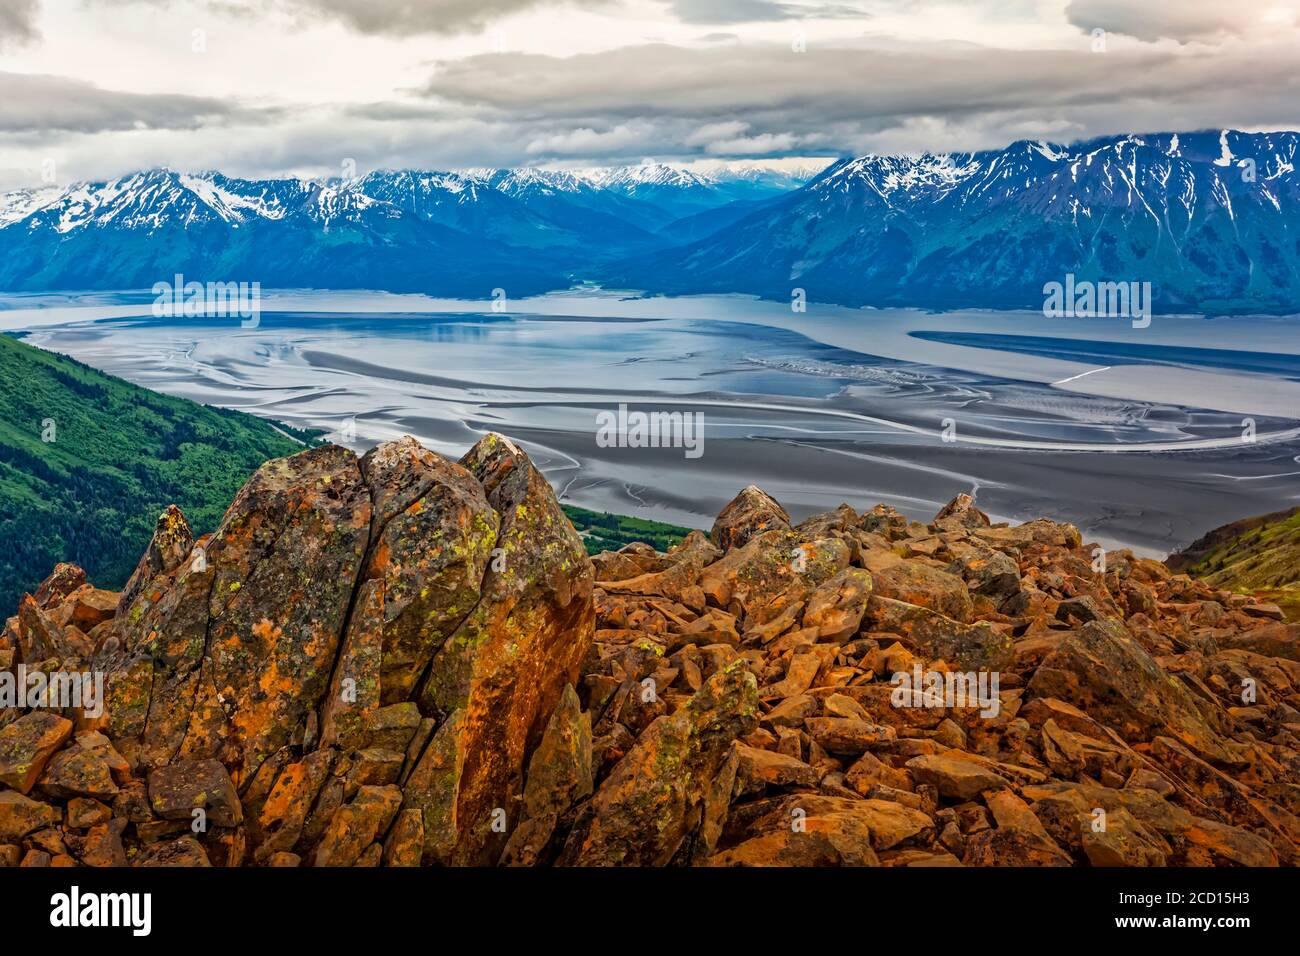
7,291,1299,556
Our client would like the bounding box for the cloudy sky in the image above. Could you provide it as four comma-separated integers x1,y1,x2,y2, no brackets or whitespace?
0,0,1298,188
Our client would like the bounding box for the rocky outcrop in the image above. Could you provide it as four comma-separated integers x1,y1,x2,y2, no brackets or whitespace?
1,434,595,868
2,451,1298,867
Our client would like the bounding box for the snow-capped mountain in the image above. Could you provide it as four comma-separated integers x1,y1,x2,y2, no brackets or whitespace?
604,130,1300,314
0,159,815,295
0,186,61,228
2,135,1297,313
576,163,771,220
0,168,568,296
352,169,587,250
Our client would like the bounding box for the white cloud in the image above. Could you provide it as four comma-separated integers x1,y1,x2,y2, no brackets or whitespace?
1066,0,1298,43
525,123,657,155
0,0,1298,186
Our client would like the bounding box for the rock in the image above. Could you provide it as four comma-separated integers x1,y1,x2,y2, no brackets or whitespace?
871,560,974,623
1242,603,1286,622
13,595,86,664
701,530,849,623
117,506,194,613
1216,622,1300,661
846,752,912,795
1081,806,1171,867
1027,619,1239,764
0,791,59,842
934,493,991,528
1182,818,1279,867
406,433,595,865
0,711,72,793
761,694,818,727
947,548,1020,600
313,785,402,867
39,732,126,799
598,549,713,608
761,652,825,701
963,790,1071,866
66,797,112,829
148,759,243,827
318,579,384,751
33,563,88,609
500,683,592,866
383,809,425,867
364,702,424,753
803,717,896,755
178,444,372,781
136,835,212,867
252,751,332,858
710,795,932,866
801,569,872,641
711,485,791,551
559,660,758,866
346,748,404,789
905,612,1015,674
735,743,821,790
905,753,1007,800
72,819,127,867
358,437,498,704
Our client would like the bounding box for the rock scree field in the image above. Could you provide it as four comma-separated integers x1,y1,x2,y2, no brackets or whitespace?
2,433,1297,868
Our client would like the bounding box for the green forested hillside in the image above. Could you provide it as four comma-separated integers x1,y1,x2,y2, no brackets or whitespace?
563,504,695,555
0,333,315,609
1170,506,1300,621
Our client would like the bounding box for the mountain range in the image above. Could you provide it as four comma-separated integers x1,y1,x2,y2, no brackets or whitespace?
2,132,1298,313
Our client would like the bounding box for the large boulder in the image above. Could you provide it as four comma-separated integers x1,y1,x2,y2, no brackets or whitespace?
710,486,791,551
405,434,595,865
500,683,593,866
870,558,974,623
357,437,498,704
1027,618,1240,765
177,445,372,783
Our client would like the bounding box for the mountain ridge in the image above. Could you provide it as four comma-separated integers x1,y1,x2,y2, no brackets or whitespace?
603,129,1300,314
3,131,1299,313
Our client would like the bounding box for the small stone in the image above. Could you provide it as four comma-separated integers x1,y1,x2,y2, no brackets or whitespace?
0,711,73,794
147,759,243,827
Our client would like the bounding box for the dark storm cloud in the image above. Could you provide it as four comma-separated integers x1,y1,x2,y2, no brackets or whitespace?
0,71,254,133
413,38,1300,159
0,0,40,46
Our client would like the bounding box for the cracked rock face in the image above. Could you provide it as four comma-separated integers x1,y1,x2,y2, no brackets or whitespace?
2,450,1299,868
